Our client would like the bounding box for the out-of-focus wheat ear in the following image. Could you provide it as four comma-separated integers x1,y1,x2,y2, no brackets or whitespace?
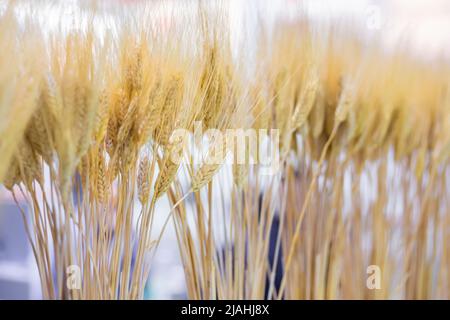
154,75,184,147
191,126,230,192
310,93,326,139
121,143,139,173
137,80,163,145
73,83,95,158
117,96,138,148
107,157,119,184
2,160,21,190
334,78,355,127
232,163,248,188
95,90,110,143
292,70,319,131
26,100,53,163
137,156,150,204
204,71,222,129
56,134,76,201
77,154,89,191
17,138,43,188
42,76,62,119
96,150,107,204
154,148,181,200
116,87,131,128
106,111,119,157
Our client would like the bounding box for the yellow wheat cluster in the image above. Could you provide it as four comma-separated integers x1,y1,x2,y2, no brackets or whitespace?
0,1,449,300
2,5,449,197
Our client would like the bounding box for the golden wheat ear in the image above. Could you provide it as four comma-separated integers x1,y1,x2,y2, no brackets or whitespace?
1,0,450,300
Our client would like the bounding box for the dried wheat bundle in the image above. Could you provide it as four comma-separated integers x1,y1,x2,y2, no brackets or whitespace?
0,1,449,300
167,19,450,300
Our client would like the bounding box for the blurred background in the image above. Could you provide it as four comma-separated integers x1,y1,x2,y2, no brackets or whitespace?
1,0,449,299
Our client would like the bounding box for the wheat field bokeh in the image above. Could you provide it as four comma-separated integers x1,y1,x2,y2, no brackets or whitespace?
0,0,449,299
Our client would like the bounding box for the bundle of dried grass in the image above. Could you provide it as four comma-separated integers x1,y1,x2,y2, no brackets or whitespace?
0,0,449,300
